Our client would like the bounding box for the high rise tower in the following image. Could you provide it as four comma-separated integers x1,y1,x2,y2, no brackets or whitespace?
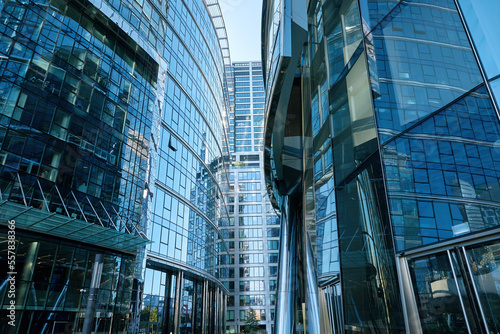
221,61,280,334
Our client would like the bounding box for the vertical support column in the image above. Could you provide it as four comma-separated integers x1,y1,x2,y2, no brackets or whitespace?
275,196,298,334
173,271,183,334
275,193,322,334
305,232,321,334
201,280,208,334
192,279,199,334
214,286,219,333
82,253,104,334
162,273,171,334
220,289,225,333
17,241,39,307
223,293,227,334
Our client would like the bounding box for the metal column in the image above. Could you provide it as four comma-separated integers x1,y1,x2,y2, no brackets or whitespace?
82,253,104,334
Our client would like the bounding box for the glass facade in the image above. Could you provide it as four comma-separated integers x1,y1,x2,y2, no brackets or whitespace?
0,0,231,333
222,61,279,334
263,0,500,333
0,230,137,334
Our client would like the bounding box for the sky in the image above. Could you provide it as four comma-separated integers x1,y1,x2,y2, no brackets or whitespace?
219,0,263,62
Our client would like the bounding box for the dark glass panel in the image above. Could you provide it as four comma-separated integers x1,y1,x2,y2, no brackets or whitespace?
409,252,469,333
180,278,194,334
336,156,404,332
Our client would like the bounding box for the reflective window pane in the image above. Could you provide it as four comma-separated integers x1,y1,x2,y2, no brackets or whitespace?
466,243,500,332
409,253,468,333
457,0,500,78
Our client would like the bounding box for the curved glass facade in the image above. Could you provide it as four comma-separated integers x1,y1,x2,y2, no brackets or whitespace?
0,0,231,332
263,0,500,333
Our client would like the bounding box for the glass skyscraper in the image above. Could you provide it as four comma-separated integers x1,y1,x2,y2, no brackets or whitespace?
221,61,280,334
262,0,500,333
0,0,231,333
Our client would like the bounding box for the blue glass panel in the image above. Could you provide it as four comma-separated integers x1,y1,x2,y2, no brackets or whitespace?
457,0,500,79
490,78,500,108
367,0,484,141
383,86,500,250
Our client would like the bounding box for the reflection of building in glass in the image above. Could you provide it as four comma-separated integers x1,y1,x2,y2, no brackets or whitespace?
0,0,231,333
262,0,500,333
221,61,280,334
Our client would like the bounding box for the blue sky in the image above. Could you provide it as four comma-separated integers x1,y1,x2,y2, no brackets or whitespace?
219,0,263,62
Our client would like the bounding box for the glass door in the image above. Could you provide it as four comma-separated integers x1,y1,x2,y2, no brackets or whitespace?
406,240,500,333
464,243,500,333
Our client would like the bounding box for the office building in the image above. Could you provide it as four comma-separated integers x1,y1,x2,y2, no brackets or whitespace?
221,61,279,334
0,0,231,333
262,0,500,333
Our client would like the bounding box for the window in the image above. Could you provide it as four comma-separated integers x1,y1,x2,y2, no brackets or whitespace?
235,121,251,127
239,182,261,191
239,171,261,180
235,86,250,91
239,193,262,202
239,216,262,225
239,294,266,306
236,127,252,133
253,115,264,125
240,154,259,161
239,241,263,251
268,253,279,263
239,280,265,291
270,294,276,305
267,216,279,225
267,228,280,237
240,267,264,278
221,229,234,239
268,240,279,250
223,281,235,291
239,253,264,264
239,205,262,214
221,254,235,264
221,217,234,226
221,268,235,278
240,309,266,321
239,228,263,238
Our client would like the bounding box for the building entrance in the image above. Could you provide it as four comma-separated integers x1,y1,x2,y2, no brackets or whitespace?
406,241,500,333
